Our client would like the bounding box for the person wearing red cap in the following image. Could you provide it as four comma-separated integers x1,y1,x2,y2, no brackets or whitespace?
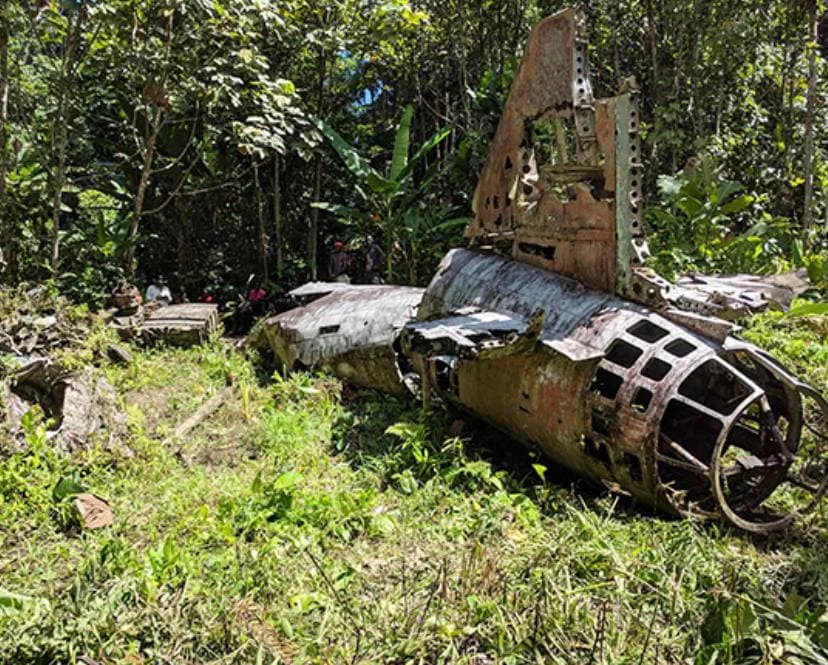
328,240,351,283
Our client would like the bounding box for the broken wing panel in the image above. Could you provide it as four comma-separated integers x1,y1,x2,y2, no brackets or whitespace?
254,285,423,393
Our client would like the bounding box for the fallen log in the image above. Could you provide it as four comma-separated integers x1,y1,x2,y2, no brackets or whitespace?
167,385,233,443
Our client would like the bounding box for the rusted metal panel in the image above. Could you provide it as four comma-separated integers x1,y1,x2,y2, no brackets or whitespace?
402,249,827,532
139,303,219,346
673,272,810,317
467,8,619,294
467,9,580,240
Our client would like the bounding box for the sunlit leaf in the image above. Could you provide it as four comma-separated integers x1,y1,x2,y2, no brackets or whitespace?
389,105,413,182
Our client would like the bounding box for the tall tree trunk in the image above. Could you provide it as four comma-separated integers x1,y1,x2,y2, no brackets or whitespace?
611,0,621,84
780,2,795,180
49,100,69,272
802,0,819,232
308,45,326,281
48,5,85,273
643,0,660,173
0,5,10,280
125,104,162,276
272,154,282,280
308,156,322,281
687,0,709,138
124,11,173,276
265,25,284,283
253,160,268,283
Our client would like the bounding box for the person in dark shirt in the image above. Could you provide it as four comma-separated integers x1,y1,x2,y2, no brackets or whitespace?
364,235,385,284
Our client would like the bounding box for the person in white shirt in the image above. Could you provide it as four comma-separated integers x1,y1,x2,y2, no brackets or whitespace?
145,275,172,305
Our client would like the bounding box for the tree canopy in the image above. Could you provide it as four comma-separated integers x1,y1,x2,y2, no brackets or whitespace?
1,0,826,304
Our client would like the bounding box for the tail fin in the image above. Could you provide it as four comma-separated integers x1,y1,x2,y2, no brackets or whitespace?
466,8,652,302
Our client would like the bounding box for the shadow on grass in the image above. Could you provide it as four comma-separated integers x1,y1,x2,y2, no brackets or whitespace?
333,387,664,525
332,387,827,546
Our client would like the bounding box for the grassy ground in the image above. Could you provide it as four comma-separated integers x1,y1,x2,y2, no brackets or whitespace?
0,310,826,664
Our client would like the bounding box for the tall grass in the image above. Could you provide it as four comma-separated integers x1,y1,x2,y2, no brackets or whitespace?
0,313,826,664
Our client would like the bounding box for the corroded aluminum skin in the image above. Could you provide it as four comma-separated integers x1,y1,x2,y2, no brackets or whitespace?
404,250,823,530
408,249,698,509
256,285,423,394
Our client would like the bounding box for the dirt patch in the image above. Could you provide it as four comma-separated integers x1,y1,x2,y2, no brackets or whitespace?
125,386,177,435
173,398,257,468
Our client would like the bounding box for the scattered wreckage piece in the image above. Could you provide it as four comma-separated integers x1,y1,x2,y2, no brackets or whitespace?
0,292,88,356
109,300,219,347
251,285,423,395
138,303,219,346
106,343,133,365
254,8,827,532
2,356,129,457
674,271,811,319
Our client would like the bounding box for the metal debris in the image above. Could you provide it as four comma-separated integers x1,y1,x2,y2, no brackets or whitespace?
254,8,827,532
0,287,91,356
401,249,827,532
106,343,133,365
138,303,219,346
4,358,129,457
674,270,811,318
253,286,423,394
111,303,219,347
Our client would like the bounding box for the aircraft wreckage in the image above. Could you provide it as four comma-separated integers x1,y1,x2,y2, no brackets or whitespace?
252,8,828,533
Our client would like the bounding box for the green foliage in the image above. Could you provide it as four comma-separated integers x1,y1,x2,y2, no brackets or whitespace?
2,0,827,296
646,157,827,282
0,336,825,662
698,592,828,664
314,105,456,282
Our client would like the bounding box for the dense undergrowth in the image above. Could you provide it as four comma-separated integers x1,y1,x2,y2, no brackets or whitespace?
0,310,826,664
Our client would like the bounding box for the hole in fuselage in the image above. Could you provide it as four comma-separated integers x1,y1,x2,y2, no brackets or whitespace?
658,399,723,505
665,339,696,358
606,339,643,368
591,368,623,400
632,387,653,413
678,360,752,415
517,242,556,261
584,436,612,467
434,357,454,393
628,320,669,343
641,358,671,382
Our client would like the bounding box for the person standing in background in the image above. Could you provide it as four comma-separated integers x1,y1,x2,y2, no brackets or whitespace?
364,235,385,284
328,240,351,283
